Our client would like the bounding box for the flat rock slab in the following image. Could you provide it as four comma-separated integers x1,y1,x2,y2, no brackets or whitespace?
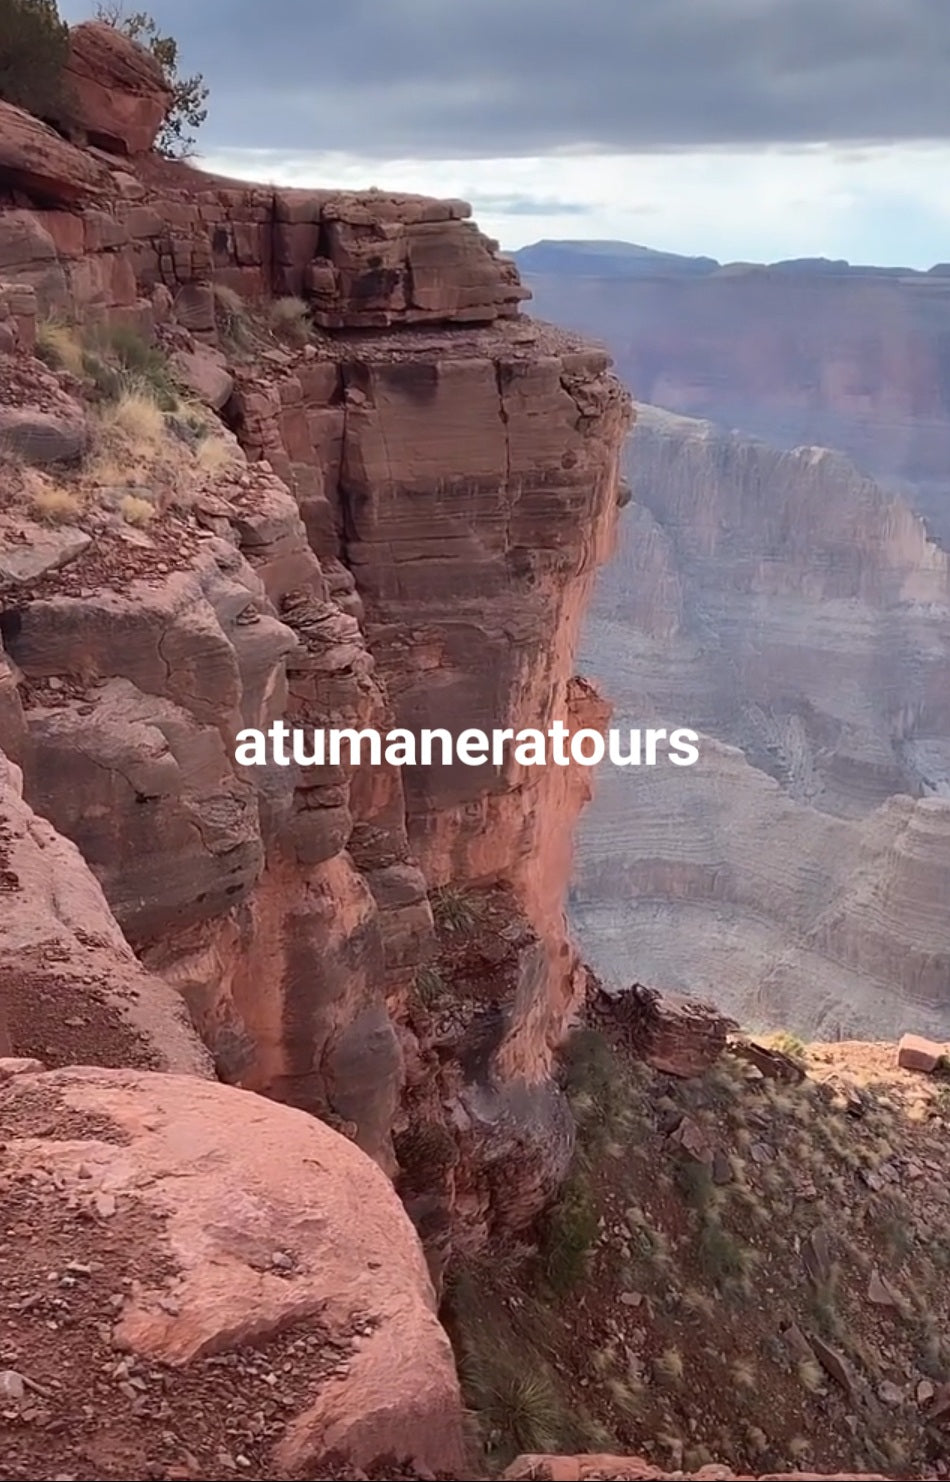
0,521,90,583
0,100,110,203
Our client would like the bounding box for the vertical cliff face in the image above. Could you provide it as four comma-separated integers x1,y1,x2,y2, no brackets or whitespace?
0,102,631,1256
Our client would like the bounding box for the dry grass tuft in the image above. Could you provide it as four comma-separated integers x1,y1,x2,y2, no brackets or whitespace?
96,385,167,448
119,493,156,527
29,482,82,523
35,317,85,377
213,282,252,347
195,432,240,473
730,1359,756,1390
654,1346,684,1385
797,1356,824,1393
268,294,312,345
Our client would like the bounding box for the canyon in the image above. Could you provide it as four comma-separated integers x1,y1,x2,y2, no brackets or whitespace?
0,20,945,1482
516,242,950,542
517,244,950,1040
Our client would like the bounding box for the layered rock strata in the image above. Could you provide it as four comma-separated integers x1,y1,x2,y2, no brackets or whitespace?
521,255,950,545
0,116,630,1256
572,406,950,1038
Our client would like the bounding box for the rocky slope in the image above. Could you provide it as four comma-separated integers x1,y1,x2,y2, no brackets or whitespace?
516,246,950,546
572,407,950,1040
447,998,950,1480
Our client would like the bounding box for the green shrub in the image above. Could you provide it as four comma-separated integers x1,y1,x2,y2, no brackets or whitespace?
0,0,70,122
675,1157,716,1212
432,885,481,934
83,323,178,410
413,964,447,1007
458,1348,564,1459
698,1215,752,1282
538,1174,598,1294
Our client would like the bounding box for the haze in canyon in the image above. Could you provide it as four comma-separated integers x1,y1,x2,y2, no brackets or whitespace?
516,242,950,1040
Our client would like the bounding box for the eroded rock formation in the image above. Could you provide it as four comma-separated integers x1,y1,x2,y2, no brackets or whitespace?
0,33,941,1482
572,406,950,1038
0,80,630,1264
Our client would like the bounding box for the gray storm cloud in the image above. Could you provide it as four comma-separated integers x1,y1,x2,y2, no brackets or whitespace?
58,0,950,157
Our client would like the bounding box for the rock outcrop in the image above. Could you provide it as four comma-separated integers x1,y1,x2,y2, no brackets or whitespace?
572,406,950,1039
0,746,210,1075
63,20,173,156
0,99,110,204
0,89,630,1268
592,979,735,1078
0,1061,464,1479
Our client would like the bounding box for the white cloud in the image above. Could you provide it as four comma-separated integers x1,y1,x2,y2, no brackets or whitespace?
199,142,950,268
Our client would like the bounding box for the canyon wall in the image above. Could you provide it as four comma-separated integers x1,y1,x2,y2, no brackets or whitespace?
0,82,630,1268
572,407,950,1040
518,249,950,545
513,245,950,1038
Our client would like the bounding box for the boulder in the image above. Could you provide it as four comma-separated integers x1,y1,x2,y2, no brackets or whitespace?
0,519,90,584
0,1065,465,1479
173,346,235,409
0,100,109,204
63,20,173,156
897,1032,947,1073
0,402,88,466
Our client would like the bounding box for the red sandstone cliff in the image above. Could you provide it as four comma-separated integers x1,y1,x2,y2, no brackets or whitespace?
0,75,630,1272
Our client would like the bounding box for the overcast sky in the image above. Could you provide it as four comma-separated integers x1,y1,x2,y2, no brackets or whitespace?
60,0,950,266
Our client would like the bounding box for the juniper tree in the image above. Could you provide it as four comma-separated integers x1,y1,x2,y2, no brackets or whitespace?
0,0,70,122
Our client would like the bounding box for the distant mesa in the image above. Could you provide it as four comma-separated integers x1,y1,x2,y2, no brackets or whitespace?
512,238,937,281
512,238,719,278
